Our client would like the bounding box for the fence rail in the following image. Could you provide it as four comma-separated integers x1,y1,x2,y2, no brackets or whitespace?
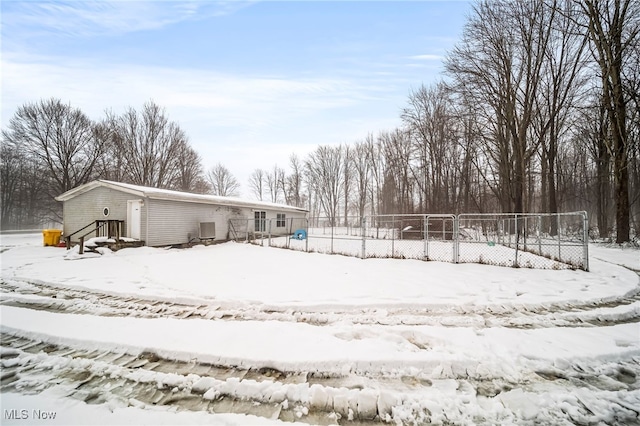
228,212,589,271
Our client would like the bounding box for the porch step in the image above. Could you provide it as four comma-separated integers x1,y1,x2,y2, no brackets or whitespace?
83,239,146,253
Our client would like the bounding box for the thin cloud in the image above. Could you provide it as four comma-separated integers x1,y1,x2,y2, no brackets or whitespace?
408,54,445,61
1,1,254,38
1,53,388,128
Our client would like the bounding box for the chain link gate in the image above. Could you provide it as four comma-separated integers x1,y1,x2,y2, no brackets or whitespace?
360,214,456,261
228,218,264,245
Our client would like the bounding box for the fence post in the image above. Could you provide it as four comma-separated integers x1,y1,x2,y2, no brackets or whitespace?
557,214,562,262
453,215,459,263
331,217,334,254
391,215,395,257
514,214,519,267
582,211,589,271
424,215,428,260
361,216,367,259
523,216,528,252
538,215,542,254
302,218,307,252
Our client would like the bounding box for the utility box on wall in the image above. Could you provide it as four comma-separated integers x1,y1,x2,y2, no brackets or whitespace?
199,222,216,240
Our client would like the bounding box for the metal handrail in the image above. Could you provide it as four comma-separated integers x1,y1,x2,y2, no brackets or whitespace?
65,220,98,240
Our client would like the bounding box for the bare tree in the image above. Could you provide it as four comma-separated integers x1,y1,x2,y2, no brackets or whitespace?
365,134,386,216
533,0,589,234
265,165,285,203
402,83,460,213
93,114,126,183
206,162,239,196
580,0,639,242
285,154,304,207
0,142,18,227
1,98,105,225
305,145,345,225
0,141,48,228
0,144,48,229
352,140,371,220
379,129,415,214
449,95,484,213
174,143,208,193
626,45,640,231
446,0,555,214
343,144,353,225
248,168,265,201
110,101,188,189
575,98,614,237
2,98,103,196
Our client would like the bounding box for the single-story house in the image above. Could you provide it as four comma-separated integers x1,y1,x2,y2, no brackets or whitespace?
55,180,308,246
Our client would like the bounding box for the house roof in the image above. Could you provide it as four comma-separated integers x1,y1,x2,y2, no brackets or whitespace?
55,180,308,213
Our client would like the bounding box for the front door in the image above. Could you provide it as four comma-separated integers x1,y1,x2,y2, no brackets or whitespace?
127,200,142,239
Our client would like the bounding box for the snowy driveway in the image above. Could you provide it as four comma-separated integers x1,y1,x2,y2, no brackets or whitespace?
1,234,639,425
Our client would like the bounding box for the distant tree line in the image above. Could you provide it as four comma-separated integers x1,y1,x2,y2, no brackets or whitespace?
1,0,638,243
247,0,639,243
0,99,221,229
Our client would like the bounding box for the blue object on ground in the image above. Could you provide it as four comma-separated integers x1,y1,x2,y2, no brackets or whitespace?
291,229,307,240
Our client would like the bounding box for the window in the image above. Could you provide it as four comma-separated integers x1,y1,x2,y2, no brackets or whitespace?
254,211,266,232
277,213,286,228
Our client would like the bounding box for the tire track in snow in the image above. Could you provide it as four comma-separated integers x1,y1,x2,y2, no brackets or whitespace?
2,277,640,329
0,333,485,424
3,334,639,425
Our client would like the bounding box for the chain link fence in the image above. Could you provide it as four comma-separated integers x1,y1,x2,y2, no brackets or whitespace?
229,212,589,271
457,212,588,270
360,214,456,262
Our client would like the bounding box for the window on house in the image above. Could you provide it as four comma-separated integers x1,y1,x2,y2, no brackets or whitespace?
277,213,286,228
254,211,266,232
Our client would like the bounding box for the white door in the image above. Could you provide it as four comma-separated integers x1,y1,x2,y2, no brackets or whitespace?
127,200,142,239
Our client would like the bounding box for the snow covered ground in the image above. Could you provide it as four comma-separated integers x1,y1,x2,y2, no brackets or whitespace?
1,233,639,425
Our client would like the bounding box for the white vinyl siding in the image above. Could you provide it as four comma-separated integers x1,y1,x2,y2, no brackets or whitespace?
146,199,245,246
62,187,146,242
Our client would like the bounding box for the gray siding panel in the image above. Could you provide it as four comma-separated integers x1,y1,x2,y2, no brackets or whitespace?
63,187,144,242
146,200,246,246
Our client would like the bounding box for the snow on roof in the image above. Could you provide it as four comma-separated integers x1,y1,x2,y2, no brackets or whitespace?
55,180,308,213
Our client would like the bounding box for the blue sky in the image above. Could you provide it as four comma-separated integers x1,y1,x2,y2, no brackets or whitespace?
1,0,472,196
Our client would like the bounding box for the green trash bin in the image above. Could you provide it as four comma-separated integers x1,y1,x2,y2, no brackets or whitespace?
42,229,62,246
